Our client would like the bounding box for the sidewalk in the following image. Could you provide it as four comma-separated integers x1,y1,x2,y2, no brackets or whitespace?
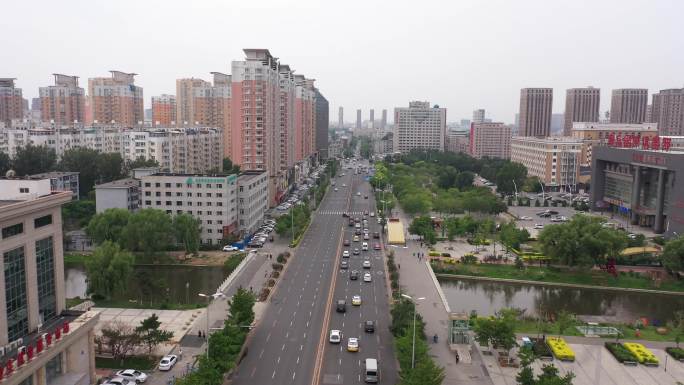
392,209,494,385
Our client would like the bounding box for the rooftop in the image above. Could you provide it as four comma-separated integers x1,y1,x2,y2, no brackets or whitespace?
95,178,139,189
28,171,79,179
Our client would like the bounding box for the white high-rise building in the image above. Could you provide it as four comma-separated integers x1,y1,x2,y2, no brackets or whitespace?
393,101,446,153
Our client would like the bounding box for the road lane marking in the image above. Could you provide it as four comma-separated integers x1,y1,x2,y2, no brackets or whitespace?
266,333,271,342
250,366,256,377
278,356,281,363
297,356,300,364
282,344,286,351
272,370,276,379
259,349,264,359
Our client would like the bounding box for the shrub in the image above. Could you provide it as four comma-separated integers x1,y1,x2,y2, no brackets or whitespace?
546,337,575,361
605,342,638,363
267,279,276,287
271,263,283,271
623,342,659,365
461,254,477,264
666,347,684,360
259,288,270,301
276,254,286,263
535,200,541,207
532,339,553,358
271,271,280,278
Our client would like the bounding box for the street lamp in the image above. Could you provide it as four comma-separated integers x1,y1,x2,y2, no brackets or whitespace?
198,291,226,359
401,294,426,369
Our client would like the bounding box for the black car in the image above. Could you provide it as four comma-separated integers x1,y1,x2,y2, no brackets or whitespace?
355,229,362,235
343,239,351,246
348,220,355,227
350,270,359,280
364,320,375,333
336,300,346,313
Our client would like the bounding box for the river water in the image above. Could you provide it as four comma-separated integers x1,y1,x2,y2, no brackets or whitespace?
439,277,684,323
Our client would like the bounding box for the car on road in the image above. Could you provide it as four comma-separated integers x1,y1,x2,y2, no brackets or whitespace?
353,235,360,242
222,245,239,252
348,220,355,227
352,295,362,306
362,242,369,251
363,234,369,240
342,183,347,187
519,216,532,221
357,192,361,196
336,300,347,312
363,260,371,269
340,260,349,269
115,369,148,383
365,320,375,333
334,188,338,192
353,248,360,255
373,243,380,250
363,210,369,215
350,270,359,280
363,272,372,282
329,330,342,344
355,223,361,229
370,212,375,217
344,239,350,246
158,355,178,371
103,378,134,385
364,195,368,199
347,337,359,352
343,250,350,258
533,224,544,229
373,232,380,239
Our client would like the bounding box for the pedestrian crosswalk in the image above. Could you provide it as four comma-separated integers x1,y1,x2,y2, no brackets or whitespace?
316,210,365,216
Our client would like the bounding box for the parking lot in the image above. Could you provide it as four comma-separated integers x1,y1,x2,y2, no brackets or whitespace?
507,205,578,237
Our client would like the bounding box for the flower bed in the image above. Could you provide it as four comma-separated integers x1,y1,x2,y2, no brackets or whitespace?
546,337,575,362
623,342,659,366
666,347,684,362
532,339,553,361
605,342,638,365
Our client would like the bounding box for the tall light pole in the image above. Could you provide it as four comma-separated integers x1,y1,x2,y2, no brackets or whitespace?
512,179,518,200
198,291,226,360
401,294,425,369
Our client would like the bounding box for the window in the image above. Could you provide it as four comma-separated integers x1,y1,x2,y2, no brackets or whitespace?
2,223,23,239
34,214,53,228
187,192,192,197
208,229,213,233
145,200,151,205
156,201,161,205
217,184,222,188
20,187,29,193
165,192,172,197
207,193,212,197
155,192,161,197
155,183,161,187
145,182,151,187
165,183,171,188
206,184,212,188
177,210,183,214
36,237,56,322
197,193,202,197
176,183,182,188
176,201,183,206
145,191,151,196
176,192,182,197
4,247,28,341
197,211,203,215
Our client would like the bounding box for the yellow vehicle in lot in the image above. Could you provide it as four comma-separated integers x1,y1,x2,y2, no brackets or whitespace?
347,337,359,352
352,295,362,306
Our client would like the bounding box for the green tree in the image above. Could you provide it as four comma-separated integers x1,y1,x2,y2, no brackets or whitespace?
59,148,100,196
222,157,241,174
454,171,475,190
499,222,530,250
12,144,57,176
125,156,159,172
0,151,11,175
97,152,125,184
495,162,527,195
121,209,174,256
402,192,432,215
173,213,201,253
100,320,140,363
86,208,131,245
437,166,459,189
662,236,684,272
523,176,543,193
62,199,96,229
400,358,446,385
228,287,256,327
136,313,174,354
556,310,574,336
85,241,135,298
409,216,436,244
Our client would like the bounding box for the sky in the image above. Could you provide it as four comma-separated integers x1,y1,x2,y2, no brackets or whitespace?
2,0,683,124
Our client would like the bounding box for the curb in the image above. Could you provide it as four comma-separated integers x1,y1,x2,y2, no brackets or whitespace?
218,251,256,293
425,261,451,313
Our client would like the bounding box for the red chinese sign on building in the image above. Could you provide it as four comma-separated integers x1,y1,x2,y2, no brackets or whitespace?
608,132,671,151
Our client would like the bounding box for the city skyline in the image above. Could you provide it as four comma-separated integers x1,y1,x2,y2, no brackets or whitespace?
2,0,682,124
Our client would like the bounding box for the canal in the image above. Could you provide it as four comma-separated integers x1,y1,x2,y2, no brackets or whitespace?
439,277,684,323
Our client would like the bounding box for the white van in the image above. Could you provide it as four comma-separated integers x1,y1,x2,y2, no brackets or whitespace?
364,358,378,383
362,242,369,251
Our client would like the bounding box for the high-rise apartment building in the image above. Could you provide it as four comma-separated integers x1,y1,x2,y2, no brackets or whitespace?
651,88,684,136
472,109,486,124
315,89,329,158
563,87,600,136
469,122,511,159
294,75,316,162
175,78,211,126
370,109,375,128
278,65,296,173
356,109,362,129
610,88,648,124
338,107,344,128
0,78,23,126
151,94,176,127
393,101,446,153
193,72,232,158
39,74,85,125
381,109,387,129
519,88,553,137
88,71,144,126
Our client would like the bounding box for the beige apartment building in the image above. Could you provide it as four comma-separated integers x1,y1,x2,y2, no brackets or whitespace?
446,131,469,154
176,78,211,126
0,78,24,126
151,94,176,127
393,101,446,153
519,88,553,137
651,88,684,136
468,122,511,159
563,87,600,136
39,74,85,125
88,71,144,127
511,136,583,189
0,178,98,385
610,88,648,124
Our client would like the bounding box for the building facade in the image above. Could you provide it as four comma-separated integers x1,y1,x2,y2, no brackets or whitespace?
356,109,362,129
314,89,329,158
94,178,140,213
571,122,658,166
237,171,268,236
151,94,176,127
393,101,446,153
175,78,211,126
511,136,582,188
591,145,684,237
39,74,85,126
651,88,684,136
519,88,553,137
0,78,23,126
0,180,99,385
338,107,343,129
446,131,469,154
472,109,486,124
469,122,511,159
564,87,600,136
610,88,648,124
88,71,144,126
28,172,80,200
381,109,387,129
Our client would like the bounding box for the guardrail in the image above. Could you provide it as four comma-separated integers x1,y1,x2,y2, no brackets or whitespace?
217,251,256,293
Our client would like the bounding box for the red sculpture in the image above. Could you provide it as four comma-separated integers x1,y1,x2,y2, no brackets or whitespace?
46,333,52,346
63,322,70,334
27,345,34,360
55,329,61,340
5,359,13,375
36,338,44,353
17,352,24,366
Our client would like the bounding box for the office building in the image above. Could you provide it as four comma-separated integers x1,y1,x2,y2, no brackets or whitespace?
0,178,99,385
237,171,268,236
651,88,684,136
370,109,375,129
564,87,600,136
571,122,658,166
356,109,362,129
519,88,553,137
393,101,446,153
140,173,239,244
338,107,344,128
315,89,329,158
28,172,80,200
39,74,85,125
472,109,486,124
151,94,176,127
94,178,141,213
88,71,144,126
0,78,23,126
446,131,469,154
591,145,684,236
469,122,511,159
511,136,582,188
381,109,387,129
610,88,648,124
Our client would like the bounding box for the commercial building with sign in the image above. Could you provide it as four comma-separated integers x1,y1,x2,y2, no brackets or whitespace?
140,173,239,244
591,145,684,237
571,122,659,167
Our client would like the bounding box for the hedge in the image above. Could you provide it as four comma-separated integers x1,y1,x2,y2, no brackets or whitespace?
605,342,638,364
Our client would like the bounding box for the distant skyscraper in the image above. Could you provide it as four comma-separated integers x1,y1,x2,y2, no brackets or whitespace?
0,78,23,125
370,109,375,128
651,88,684,136
88,71,143,126
472,109,486,124
315,89,329,156
31,97,41,111
338,106,344,128
610,88,648,124
39,74,86,125
563,87,600,136
393,101,446,153
519,88,553,137
381,109,387,129
646,104,652,123
151,94,176,127
356,109,362,129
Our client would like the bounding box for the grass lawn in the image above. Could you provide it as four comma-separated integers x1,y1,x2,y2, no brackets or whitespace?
66,297,87,308
514,319,679,342
64,253,87,267
96,356,156,370
93,299,205,310
433,262,684,293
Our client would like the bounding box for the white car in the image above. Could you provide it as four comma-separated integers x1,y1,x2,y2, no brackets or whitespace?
343,250,350,258
104,378,134,385
334,188,338,191
342,183,347,187
329,329,342,344
370,212,375,217
362,242,369,251
115,369,148,383
347,337,359,352
357,192,361,196
363,272,372,282
158,355,178,371
363,260,371,269
222,245,239,252
533,224,544,229
519,216,532,221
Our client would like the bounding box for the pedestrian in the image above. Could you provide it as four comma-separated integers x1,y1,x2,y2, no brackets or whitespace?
198,330,202,338
398,263,401,270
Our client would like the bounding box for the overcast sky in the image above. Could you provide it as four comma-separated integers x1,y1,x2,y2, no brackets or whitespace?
2,0,682,124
